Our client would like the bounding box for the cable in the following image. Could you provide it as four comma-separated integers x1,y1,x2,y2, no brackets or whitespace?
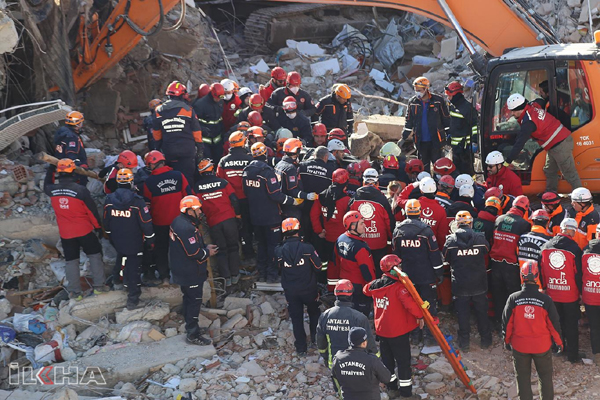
162,0,186,32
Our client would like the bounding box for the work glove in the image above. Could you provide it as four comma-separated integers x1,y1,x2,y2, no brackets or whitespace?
236,215,243,230
503,161,511,167
471,142,479,153
293,198,304,206
306,192,318,201
556,345,563,354
504,343,512,351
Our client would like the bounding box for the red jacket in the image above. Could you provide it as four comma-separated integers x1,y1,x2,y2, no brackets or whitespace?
363,275,423,338
310,196,350,243
217,147,254,200
222,95,242,130
418,196,450,248
489,208,531,265
485,166,523,197
518,103,571,150
329,232,376,289
349,193,392,251
143,166,191,226
260,81,277,103
397,182,420,210
583,240,600,305
194,174,238,227
540,234,582,303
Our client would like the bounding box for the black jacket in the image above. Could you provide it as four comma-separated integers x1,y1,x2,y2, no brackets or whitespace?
168,213,210,286
316,300,377,368
313,93,354,134
402,93,450,147
267,87,316,118
277,112,312,143
275,155,308,217
236,106,281,130
443,227,489,296
299,158,335,194
152,99,203,159
192,95,224,142
446,199,478,219
332,347,392,400
448,92,478,146
275,236,321,293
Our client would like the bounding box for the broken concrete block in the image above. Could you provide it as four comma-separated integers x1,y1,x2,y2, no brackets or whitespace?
116,321,153,343
165,328,178,338
224,297,253,311
260,302,274,315
0,12,19,54
48,388,79,400
222,314,244,331
0,174,19,196
310,58,340,77
148,329,166,341
226,308,245,318
427,359,456,379
209,318,221,338
239,360,266,376
439,36,457,61
198,313,213,328
115,301,170,324
179,377,198,392
118,382,138,397
259,314,281,329
234,317,248,330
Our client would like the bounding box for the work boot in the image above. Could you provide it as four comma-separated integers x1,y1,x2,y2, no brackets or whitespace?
225,278,232,287
481,338,492,349
231,274,240,285
87,253,106,287
93,285,110,295
186,334,212,346
69,292,83,301
126,299,145,311
387,389,401,399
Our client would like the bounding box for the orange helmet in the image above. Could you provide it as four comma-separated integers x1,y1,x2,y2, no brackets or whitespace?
116,168,134,184
513,195,530,210
433,158,456,175
380,254,402,273
455,211,473,226
247,126,264,138
249,94,265,110
343,211,363,231
144,150,165,165
229,131,247,148
283,138,302,154
65,111,84,126
166,81,187,97
405,199,421,216
148,99,162,110
248,111,263,127
484,196,502,213
287,71,301,86
328,128,346,142
198,83,211,98
237,121,251,132
197,159,215,174
117,150,138,168
180,195,202,213
413,76,430,89
57,159,76,173
334,279,354,296
334,84,351,100
282,217,301,233
271,67,287,81
313,123,327,137
251,142,267,158
276,138,288,152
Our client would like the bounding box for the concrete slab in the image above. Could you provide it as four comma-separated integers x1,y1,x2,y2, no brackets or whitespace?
0,215,59,244
362,115,406,141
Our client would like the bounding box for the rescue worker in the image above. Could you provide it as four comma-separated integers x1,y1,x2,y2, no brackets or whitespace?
237,93,281,130
44,159,107,299
506,93,581,192
404,158,424,186
275,218,322,355
143,150,192,283
393,199,443,345
311,169,351,288
169,195,218,345
363,255,424,399
503,262,563,400
317,280,377,368
432,157,458,180
311,123,328,148
238,87,253,108
446,184,477,219
144,99,162,150
152,81,204,186
313,84,354,135
217,131,255,263
484,186,513,215
329,211,376,315
517,209,552,286
328,139,347,169
103,169,154,309
540,218,583,363
484,151,523,197
473,196,502,244
192,82,225,162
583,225,600,365
197,83,210,100
194,159,241,287
400,77,450,173
54,111,89,185
346,160,370,198
541,191,566,236
435,175,454,210
267,71,316,118
489,195,531,325
445,81,478,175
275,138,318,219
276,96,312,142
331,327,394,400
299,146,335,195
565,186,600,249
443,211,492,351
349,168,395,276
379,155,409,191
260,66,287,101
99,150,138,194
243,142,298,283
221,79,242,131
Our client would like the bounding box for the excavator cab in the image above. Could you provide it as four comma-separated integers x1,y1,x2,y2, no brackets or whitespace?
479,45,600,194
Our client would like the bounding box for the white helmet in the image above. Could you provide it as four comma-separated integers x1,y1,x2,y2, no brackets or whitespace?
328,139,346,152
417,171,431,182
419,177,437,194
363,168,379,183
220,79,236,92
560,218,578,231
380,142,401,158
507,93,526,111
455,174,474,188
238,87,252,97
485,150,505,165
459,184,475,198
276,128,293,141
571,187,593,202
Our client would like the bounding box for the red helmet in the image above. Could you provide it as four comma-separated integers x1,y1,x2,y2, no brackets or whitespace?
541,191,561,205
438,174,455,188
248,111,263,127
433,158,456,175
356,160,370,174
117,150,138,168
383,155,399,170
210,83,225,100
444,81,463,96
282,96,297,112
249,94,265,110
287,71,301,86
405,159,424,174
332,168,350,184
271,67,287,81
343,211,363,230
166,81,187,97
531,209,550,221
313,123,327,137
485,187,503,199
197,83,210,98
380,254,402,273
513,195,530,210
334,279,354,296
328,128,347,142
520,261,539,284
144,150,165,165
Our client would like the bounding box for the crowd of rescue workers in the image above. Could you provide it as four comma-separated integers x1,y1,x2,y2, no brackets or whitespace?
44,67,597,400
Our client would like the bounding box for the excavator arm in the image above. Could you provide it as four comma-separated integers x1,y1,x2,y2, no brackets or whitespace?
267,0,557,58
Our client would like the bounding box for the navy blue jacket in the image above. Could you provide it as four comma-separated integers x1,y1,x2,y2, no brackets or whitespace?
53,126,88,168
169,213,210,286
242,159,294,226
152,99,203,159
103,188,154,255
267,87,316,118
275,236,321,293
299,158,335,194
276,112,312,143
275,155,309,217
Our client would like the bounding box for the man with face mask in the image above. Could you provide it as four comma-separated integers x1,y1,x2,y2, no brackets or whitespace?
54,111,90,185
400,77,450,173
192,83,226,163
267,71,316,118
313,83,354,136
276,96,312,143
221,79,242,131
